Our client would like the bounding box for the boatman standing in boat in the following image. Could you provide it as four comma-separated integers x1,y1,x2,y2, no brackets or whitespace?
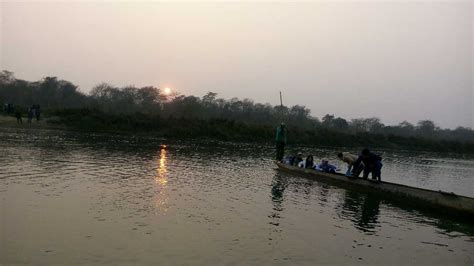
353,148,383,182
275,122,287,161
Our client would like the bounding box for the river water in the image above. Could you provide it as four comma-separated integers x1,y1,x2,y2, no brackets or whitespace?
1,128,473,265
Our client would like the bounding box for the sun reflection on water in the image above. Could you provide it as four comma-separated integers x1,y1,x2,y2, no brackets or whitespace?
156,146,168,185
155,146,169,212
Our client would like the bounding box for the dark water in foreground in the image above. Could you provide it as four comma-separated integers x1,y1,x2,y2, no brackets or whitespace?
1,128,473,265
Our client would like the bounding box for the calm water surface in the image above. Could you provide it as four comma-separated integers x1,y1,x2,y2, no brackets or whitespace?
1,128,473,265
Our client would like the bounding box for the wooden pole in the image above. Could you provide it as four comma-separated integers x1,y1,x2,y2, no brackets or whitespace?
279,91,283,108
279,91,284,122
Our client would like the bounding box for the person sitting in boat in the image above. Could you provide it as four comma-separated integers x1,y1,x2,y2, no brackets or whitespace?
293,152,304,166
315,159,337,173
337,152,359,176
353,148,383,182
282,152,302,166
298,155,315,169
282,155,294,165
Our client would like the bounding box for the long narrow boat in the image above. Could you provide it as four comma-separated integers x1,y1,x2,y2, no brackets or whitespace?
276,162,474,218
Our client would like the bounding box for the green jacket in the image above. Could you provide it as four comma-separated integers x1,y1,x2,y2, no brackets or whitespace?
275,126,287,143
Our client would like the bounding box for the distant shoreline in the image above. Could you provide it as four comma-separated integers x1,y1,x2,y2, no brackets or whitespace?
1,112,473,154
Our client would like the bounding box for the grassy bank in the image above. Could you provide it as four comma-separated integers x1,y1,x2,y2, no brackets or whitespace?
0,113,67,130
2,109,468,153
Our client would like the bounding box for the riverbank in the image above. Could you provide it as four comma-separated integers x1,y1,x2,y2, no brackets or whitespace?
0,115,68,130
1,112,473,154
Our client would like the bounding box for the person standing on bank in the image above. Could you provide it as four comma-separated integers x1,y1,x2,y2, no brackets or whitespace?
27,107,33,123
275,123,287,161
15,106,23,124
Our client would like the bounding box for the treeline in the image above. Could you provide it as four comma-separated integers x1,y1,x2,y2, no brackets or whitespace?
1,70,474,146
44,109,473,153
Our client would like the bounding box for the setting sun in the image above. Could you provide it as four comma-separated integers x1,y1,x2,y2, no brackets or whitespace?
163,87,171,95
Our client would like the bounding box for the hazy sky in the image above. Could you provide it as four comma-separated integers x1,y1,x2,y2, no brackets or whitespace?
1,1,472,128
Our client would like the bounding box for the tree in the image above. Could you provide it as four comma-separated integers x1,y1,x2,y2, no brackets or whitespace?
321,114,348,131
137,86,161,113
396,121,415,136
365,117,384,133
417,120,436,137
290,105,311,121
399,121,415,130
349,117,384,133
0,70,15,85
350,118,369,132
39,77,60,107
452,127,474,142
202,92,218,104
58,80,84,108
322,114,335,128
331,117,349,131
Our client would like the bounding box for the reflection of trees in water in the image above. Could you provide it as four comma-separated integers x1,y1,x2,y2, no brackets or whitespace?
381,201,474,239
338,191,381,234
339,189,474,238
431,218,474,239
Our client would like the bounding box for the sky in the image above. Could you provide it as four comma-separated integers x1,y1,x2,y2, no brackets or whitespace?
1,1,472,129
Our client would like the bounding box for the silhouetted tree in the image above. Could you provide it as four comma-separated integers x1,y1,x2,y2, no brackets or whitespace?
417,120,437,137
2,70,474,144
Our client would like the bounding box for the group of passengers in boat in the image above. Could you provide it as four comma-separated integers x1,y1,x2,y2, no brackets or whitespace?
283,154,339,174
282,148,383,182
276,122,383,182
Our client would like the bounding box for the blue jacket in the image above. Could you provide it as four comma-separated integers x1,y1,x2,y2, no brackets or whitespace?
355,152,382,167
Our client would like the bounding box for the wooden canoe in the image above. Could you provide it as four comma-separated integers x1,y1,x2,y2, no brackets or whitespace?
276,162,474,218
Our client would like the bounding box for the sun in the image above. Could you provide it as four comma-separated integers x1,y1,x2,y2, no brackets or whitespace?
163,87,172,95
